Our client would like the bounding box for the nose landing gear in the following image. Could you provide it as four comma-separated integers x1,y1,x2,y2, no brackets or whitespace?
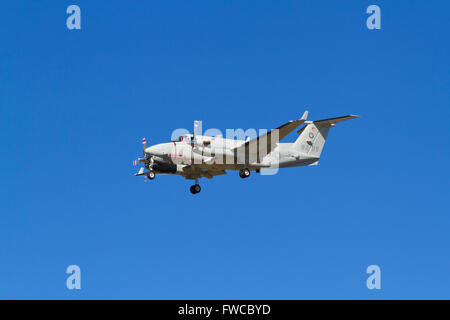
147,171,156,180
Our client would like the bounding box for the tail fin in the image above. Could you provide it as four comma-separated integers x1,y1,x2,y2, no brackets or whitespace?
292,115,359,158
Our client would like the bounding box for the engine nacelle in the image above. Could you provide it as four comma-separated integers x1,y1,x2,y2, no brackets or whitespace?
152,162,176,174
152,162,185,174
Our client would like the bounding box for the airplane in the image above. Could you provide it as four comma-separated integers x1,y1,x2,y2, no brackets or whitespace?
133,111,358,194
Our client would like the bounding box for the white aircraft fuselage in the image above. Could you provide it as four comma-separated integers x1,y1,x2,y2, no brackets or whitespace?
134,112,358,194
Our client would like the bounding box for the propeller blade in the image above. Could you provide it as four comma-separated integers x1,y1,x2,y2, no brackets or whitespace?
193,121,198,142
142,138,147,155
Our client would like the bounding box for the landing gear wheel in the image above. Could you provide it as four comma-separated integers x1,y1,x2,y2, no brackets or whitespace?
190,184,201,194
147,171,156,180
239,168,251,179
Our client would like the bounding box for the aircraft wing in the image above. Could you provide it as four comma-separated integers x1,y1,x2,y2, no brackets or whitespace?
232,111,308,160
201,169,227,179
181,165,227,180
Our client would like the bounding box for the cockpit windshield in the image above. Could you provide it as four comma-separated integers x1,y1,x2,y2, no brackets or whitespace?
172,135,190,142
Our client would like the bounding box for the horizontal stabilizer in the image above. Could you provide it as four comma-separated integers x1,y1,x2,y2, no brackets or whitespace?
297,115,359,133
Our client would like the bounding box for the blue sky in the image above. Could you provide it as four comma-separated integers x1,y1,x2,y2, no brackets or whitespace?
0,1,449,299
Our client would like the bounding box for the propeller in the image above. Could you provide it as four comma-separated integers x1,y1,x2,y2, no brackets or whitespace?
142,137,155,170
193,121,198,142
142,138,147,156
134,138,153,182
133,137,151,167
191,120,212,156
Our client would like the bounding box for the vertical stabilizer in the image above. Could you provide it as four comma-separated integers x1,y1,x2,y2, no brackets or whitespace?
293,123,330,158
292,114,359,158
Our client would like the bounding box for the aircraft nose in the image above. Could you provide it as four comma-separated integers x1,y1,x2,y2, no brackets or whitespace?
145,145,164,157
145,146,158,156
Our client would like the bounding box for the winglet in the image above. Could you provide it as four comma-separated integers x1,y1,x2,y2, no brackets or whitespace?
301,110,308,121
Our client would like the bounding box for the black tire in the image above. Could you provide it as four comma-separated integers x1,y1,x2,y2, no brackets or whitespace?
147,171,155,180
239,168,250,178
190,184,201,194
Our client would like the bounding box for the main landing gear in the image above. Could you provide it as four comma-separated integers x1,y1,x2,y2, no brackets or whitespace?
190,184,201,194
190,178,201,194
239,168,251,179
